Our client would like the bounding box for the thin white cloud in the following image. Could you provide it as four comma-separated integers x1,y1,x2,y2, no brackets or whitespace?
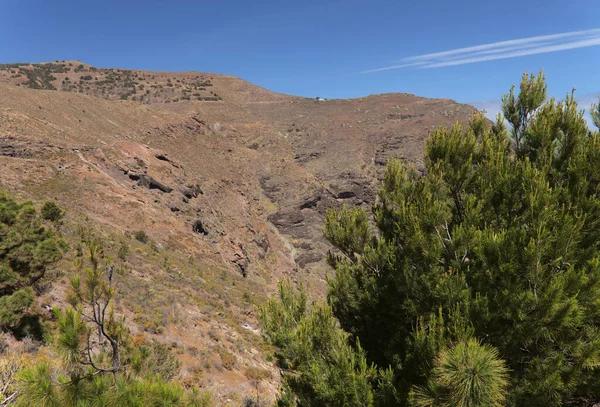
424,37,600,68
403,29,600,61
360,62,426,74
363,28,600,73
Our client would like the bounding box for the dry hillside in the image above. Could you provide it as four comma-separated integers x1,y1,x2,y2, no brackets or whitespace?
0,60,477,404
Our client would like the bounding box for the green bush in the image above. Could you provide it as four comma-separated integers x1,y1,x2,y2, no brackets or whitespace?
40,201,63,222
117,241,130,261
0,288,35,328
134,230,149,243
0,191,63,329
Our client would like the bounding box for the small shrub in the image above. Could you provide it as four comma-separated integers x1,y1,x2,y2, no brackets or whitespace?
219,348,236,370
41,201,63,222
118,241,130,261
134,230,149,243
130,340,182,380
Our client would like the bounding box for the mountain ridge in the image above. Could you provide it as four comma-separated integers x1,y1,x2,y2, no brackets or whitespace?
0,60,478,402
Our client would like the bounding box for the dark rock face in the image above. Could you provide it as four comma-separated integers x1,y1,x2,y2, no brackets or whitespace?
0,141,29,157
0,136,54,158
127,171,173,193
232,246,249,277
267,210,304,229
294,151,323,163
192,220,208,235
295,252,323,268
183,184,203,199
259,176,280,201
155,152,183,169
336,191,356,199
298,242,314,250
254,233,270,255
300,196,321,210
329,177,373,203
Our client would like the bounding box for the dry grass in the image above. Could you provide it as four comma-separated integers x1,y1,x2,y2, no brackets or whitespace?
0,60,477,403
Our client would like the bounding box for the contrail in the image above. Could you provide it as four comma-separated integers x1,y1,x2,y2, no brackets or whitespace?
424,37,600,68
360,62,426,74
361,28,600,73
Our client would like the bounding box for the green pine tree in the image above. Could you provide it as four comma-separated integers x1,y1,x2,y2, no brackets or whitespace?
409,338,509,407
13,231,210,407
0,191,63,330
262,72,600,407
323,71,600,406
259,281,377,407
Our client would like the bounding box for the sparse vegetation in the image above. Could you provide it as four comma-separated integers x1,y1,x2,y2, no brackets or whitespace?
0,62,222,102
218,347,237,370
8,227,212,406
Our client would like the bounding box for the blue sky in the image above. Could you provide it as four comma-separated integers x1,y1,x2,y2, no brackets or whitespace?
1,0,599,116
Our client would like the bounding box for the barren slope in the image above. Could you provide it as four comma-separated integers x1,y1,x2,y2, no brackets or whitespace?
0,61,477,403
